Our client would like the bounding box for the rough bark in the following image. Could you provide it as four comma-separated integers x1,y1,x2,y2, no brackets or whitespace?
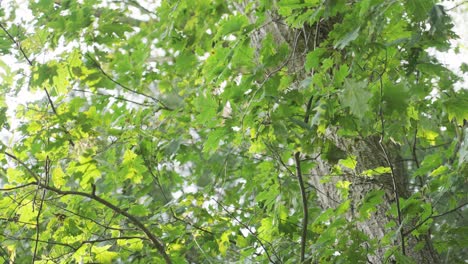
235,1,441,263
309,134,440,263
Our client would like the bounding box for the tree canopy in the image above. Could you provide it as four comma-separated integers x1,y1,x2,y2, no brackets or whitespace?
0,0,467,263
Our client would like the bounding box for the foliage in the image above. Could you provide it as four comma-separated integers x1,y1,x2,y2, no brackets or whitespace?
0,0,466,263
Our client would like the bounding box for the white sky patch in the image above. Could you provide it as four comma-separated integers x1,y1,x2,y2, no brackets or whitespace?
198,52,210,61
429,2,468,90
184,183,198,194
189,128,201,142
127,5,151,21
240,228,250,237
172,190,183,200
214,80,227,95
171,182,198,200
202,199,217,210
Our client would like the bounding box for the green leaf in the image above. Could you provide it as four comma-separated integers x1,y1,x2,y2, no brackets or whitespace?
203,128,226,153
339,156,357,170
100,23,134,38
92,245,118,264
217,231,231,256
216,15,248,38
339,79,371,119
0,0,465,262
336,181,351,198
194,94,218,126
129,204,149,217
443,91,468,126
334,64,349,85
383,82,410,114
52,166,67,188
406,0,435,22
305,48,326,71
359,190,385,219
334,27,360,49
362,166,391,177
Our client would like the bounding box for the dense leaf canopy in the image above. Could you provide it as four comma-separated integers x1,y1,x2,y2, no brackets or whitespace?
0,0,467,263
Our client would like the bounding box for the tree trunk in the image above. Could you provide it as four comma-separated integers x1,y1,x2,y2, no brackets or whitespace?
235,1,441,262
309,135,440,263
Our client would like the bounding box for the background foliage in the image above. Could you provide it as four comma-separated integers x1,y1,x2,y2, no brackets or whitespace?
0,0,467,263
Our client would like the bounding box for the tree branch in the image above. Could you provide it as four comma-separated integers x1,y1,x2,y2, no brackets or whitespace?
0,23,33,65
41,184,172,263
5,152,40,181
403,202,468,236
3,152,172,264
0,182,37,191
294,152,308,263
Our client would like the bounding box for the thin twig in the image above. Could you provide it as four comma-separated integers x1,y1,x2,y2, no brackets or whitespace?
0,23,33,65
403,202,468,236
5,152,40,181
0,244,9,263
0,233,77,250
80,236,149,244
265,142,339,204
376,49,405,256
124,0,156,15
53,204,137,232
32,157,50,263
0,182,37,191
44,88,75,147
44,185,172,263
85,54,171,110
446,1,468,11
143,155,215,236
212,198,279,263
411,126,420,169
73,89,152,107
